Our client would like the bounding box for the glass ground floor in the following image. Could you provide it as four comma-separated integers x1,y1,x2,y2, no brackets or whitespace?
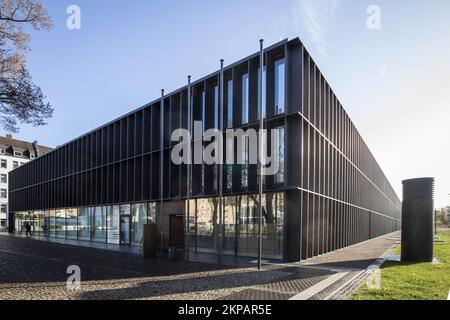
11,191,285,260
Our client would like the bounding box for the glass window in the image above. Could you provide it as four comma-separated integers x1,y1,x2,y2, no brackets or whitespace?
262,192,284,259
223,196,237,255
0,174,7,183
148,202,156,224
275,58,286,115
14,212,22,233
120,215,130,245
13,161,18,169
236,192,285,259
237,195,253,257
274,126,285,185
92,206,106,243
201,90,206,134
78,207,91,241
258,66,267,119
0,159,6,168
22,212,33,235
35,211,44,236
107,205,120,244
241,73,249,124
227,79,233,128
49,210,56,237
241,139,249,188
120,204,130,215
0,189,7,198
27,212,33,233
131,203,147,246
0,204,6,213
214,85,219,129
14,151,22,157
55,209,66,239
186,200,196,250
119,204,130,245
226,165,233,190
66,208,78,240
196,198,220,253
43,210,50,237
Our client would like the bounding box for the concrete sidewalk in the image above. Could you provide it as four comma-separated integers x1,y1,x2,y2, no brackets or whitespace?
225,231,400,300
302,231,400,270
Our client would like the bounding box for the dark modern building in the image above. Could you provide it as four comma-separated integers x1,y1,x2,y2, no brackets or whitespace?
0,135,52,228
8,38,401,262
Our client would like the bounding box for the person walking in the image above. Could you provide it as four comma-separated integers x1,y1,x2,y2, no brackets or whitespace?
25,222,32,237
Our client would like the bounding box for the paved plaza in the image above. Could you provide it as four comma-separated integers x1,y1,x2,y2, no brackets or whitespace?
0,232,399,300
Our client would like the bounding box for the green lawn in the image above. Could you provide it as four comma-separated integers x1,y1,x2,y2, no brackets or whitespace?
354,230,450,300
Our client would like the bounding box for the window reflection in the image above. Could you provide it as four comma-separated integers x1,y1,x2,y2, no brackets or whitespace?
66,208,78,240
214,85,219,129
107,205,120,244
227,79,233,128
258,66,267,119
55,209,66,239
275,58,286,115
196,198,220,253
274,126,285,185
119,204,130,245
49,210,56,238
186,199,197,250
187,192,284,260
78,208,91,241
241,138,249,188
43,210,50,236
93,206,106,243
226,165,232,190
11,194,284,259
241,73,249,124
223,196,236,255
148,202,156,224
131,203,147,246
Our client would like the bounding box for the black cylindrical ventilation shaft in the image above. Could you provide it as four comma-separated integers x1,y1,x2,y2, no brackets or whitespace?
401,177,435,262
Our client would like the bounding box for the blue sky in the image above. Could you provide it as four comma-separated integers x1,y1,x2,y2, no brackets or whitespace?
7,0,450,207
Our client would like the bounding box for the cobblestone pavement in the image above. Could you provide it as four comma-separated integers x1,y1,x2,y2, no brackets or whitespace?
0,234,305,300
0,232,398,300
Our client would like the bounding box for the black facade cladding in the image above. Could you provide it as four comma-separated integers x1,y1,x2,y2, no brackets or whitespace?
8,38,401,261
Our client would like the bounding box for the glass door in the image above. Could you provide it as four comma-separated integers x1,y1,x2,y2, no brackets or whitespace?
120,215,130,245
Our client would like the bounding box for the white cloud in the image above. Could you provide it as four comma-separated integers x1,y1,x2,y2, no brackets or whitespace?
291,0,341,57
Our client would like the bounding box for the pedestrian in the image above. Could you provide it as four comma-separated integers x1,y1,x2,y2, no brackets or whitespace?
25,222,32,237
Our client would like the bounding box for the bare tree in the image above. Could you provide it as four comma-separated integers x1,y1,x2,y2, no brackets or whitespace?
0,0,53,133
